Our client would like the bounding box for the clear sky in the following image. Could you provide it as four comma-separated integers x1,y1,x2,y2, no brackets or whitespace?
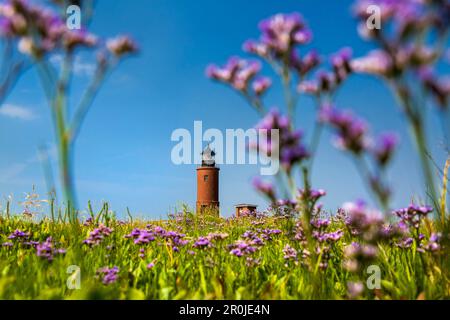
0,0,446,218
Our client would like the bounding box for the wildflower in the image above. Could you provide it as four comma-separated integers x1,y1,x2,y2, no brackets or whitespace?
62,29,97,51
206,57,262,93
422,233,442,253
396,237,414,249
193,237,212,249
146,263,155,270
418,68,450,109
253,13,312,56
290,49,321,77
299,188,326,203
207,232,229,241
372,132,399,167
282,244,297,261
330,47,353,83
106,35,138,56
36,237,65,261
228,240,258,257
83,224,113,246
252,177,276,202
7,229,30,240
393,204,433,229
252,77,272,96
347,281,364,299
319,105,369,154
311,218,330,230
96,266,119,285
324,230,344,242
246,257,261,267
230,248,244,257
298,80,320,95
254,108,309,172
83,217,93,226
2,242,13,247
350,50,393,77
344,201,400,243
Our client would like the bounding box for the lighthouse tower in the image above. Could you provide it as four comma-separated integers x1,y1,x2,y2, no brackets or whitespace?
196,145,219,215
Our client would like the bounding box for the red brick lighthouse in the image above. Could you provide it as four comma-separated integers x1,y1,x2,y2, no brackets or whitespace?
196,145,219,215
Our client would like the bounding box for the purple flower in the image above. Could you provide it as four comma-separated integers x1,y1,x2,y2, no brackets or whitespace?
252,177,276,202
319,105,369,154
311,218,330,230
347,281,364,299
7,229,29,240
97,266,119,285
257,13,312,55
228,239,258,257
393,204,433,229
423,233,442,253
419,68,450,109
298,80,320,95
282,244,298,260
106,35,138,56
193,236,211,249
290,49,321,77
299,188,326,203
230,248,243,257
253,108,309,172
83,224,113,246
62,28,97,51
252,77,272,96
206,57,262,93
330,47,353,83
36,237,65,261
351,50,393,77
372,132,399,166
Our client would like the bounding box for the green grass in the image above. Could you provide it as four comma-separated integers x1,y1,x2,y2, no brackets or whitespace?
0,208,448,300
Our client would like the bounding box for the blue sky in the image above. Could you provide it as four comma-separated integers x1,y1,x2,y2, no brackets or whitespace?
0,0,447,218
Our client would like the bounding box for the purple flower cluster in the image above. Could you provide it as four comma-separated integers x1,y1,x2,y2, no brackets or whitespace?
125,226,188,252
36,237,65,261
282,244,298,261
229,240,258,257
7,229,30,240
344,201,400,242
193,236,211,249
393,204,433,229
244,13,312,57
298,48,353,96
252,177,276,202
206,57,270,99
299,188,326,203
344,242,378,272
261,228,282,241
309,216,344,243
82,224,113,246
418,68,450,109
254,108,309,172
0,0,95,57
420,233,442,253
352,0,450,110
372,132,399,167
319,105,369,154
96,266,119,285
0,0,137,59
125,228,155,245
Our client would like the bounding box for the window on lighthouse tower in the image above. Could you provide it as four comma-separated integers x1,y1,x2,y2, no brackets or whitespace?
204,175,209,182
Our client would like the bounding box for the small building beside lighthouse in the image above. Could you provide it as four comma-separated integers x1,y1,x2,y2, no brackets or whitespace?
196,145,219,215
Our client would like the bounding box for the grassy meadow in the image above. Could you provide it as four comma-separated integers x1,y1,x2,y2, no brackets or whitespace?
0,203,448,300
